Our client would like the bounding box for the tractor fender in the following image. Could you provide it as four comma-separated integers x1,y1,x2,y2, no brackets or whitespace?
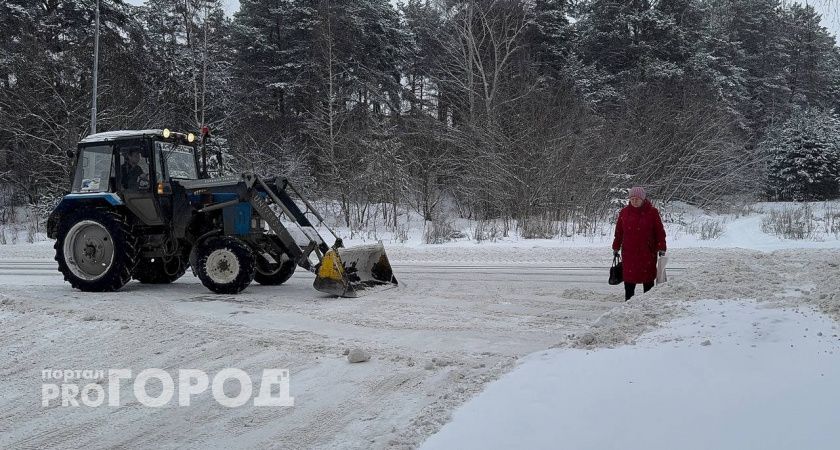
47,193,124,239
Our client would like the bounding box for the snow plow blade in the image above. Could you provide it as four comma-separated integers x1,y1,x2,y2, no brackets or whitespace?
313,243,398,297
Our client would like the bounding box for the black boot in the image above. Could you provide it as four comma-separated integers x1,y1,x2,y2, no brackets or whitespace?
624,282,636,301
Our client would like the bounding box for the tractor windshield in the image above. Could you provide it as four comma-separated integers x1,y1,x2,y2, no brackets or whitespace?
156,142,198,180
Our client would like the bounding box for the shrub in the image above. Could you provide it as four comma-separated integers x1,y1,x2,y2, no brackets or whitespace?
392,224,409,243
473,219,501,243
519,215,558,239
423,219,460,244
821,203,840,238
761,204,817,239
686,219,725,240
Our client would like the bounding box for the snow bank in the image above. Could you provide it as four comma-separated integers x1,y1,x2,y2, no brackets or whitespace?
550,247,840,350
423,299,840,450
326,200,840,252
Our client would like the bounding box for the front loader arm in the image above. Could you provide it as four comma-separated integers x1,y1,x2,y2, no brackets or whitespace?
247,175,397,296
180,172,397,297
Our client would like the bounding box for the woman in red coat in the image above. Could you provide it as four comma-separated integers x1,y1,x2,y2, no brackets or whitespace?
612,186,667,300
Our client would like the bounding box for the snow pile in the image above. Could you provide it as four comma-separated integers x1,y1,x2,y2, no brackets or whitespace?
0,206,47,245
561,249,787,349
805,256,840,322
422,299,840,450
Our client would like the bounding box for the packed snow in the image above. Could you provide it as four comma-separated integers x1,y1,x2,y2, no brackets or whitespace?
422,300,840,450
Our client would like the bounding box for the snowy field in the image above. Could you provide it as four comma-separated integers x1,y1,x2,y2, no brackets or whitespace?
0,203,839,448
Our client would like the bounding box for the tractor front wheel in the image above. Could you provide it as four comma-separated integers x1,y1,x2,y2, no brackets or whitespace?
195,236,255,294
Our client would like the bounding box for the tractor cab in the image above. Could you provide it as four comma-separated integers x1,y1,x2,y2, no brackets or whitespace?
65,129,201,226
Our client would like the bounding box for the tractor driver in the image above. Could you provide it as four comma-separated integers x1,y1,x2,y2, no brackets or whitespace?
121,148,149,190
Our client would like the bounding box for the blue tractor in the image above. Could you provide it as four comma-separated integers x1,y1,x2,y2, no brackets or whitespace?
47,129,397,296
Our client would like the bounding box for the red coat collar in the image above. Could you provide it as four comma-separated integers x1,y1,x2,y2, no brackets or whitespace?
626,199,652,212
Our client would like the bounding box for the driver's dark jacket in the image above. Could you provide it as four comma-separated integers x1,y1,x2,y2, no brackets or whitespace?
121,162,144,190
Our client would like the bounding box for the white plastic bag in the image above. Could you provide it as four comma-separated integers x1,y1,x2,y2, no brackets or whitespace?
656,254,668,284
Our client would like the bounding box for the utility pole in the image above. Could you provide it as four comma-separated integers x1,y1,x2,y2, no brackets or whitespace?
90,0,100,135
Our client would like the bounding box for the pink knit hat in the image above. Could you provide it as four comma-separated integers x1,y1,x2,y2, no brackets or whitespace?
628,186,646,200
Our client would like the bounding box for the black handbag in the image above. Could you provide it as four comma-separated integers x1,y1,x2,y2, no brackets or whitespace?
609,255,623,285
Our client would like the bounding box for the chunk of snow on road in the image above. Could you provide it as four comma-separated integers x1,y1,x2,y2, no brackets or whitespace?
347,348,371,363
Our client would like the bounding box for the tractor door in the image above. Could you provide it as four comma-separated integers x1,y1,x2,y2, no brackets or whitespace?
152,142,175,222
116,140,164,226
154,141,200,238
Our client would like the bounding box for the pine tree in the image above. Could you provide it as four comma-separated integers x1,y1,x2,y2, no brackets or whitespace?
719,0,790,139
765,108,840,201
782,3,840,110
141,0,231,132
531,0,571,78
0,0,149,201
573,0,718,105
230,0,318,136
401,0,444,115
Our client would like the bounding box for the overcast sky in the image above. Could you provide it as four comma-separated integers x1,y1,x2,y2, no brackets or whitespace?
125,0,840,44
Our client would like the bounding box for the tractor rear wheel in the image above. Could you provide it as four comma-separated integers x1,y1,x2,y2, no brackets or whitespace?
195,236,255,294
134,255,188,284
55,209,138,292
254,236,296,286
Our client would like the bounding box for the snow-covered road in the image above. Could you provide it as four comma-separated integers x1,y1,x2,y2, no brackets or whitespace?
0,259,686,287
1,244,836,449
0,246,632,449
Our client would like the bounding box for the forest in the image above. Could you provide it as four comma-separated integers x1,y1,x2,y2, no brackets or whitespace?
1,0,840,235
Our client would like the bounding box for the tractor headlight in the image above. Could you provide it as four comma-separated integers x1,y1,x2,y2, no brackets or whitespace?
162,128,171,138
187,132,195,143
